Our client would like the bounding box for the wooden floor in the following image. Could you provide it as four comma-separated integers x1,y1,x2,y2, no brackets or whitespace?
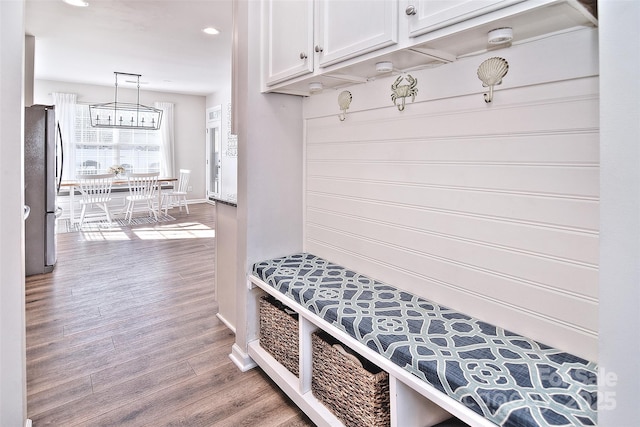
25,203,314,427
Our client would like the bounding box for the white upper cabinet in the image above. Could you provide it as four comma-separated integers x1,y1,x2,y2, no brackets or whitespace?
405,0,523,38
264,0,314,86
264,0,398,87
262,0,597,94
315,0,398,68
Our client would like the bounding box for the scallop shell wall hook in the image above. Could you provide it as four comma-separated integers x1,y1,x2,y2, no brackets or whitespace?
337,90,352,121
477,57,509,103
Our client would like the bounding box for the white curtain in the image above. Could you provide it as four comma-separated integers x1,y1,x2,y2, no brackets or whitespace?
51,92,77,180
154,101,175,177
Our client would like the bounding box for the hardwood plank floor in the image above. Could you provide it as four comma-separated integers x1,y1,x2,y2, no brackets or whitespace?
25,203,314,427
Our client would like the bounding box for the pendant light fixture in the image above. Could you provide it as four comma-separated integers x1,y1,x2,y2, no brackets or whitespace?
89,72,162,130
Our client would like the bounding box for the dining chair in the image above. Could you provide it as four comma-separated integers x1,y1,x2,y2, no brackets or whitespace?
162,169,191,215
76,173,116,228
124,172,159,223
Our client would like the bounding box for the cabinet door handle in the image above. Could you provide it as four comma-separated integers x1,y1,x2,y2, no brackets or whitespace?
315,45,323,53
406,5,417,15
300,52,307,59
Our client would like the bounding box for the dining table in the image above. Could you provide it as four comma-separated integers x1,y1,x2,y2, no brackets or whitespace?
60,176,178,225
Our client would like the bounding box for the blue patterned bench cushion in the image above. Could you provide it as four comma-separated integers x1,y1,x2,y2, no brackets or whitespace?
252,253,598,427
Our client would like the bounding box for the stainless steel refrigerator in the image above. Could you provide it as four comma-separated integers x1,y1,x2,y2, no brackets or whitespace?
25,104,62,276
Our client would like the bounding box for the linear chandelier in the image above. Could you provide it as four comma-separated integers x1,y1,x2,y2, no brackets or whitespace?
89,72,162,130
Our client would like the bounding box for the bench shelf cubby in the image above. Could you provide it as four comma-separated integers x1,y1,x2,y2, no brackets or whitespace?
248,274,488,427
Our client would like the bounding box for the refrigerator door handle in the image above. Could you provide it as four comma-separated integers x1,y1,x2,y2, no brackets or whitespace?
56,122,64,195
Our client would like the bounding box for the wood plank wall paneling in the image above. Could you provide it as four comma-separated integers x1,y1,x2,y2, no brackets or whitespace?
303,76,599,361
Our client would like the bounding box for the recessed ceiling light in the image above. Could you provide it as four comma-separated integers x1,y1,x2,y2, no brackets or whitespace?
63,0,89,7
202,27,220,35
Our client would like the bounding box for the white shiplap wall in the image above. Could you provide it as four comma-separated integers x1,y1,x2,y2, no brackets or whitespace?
303,29,599,361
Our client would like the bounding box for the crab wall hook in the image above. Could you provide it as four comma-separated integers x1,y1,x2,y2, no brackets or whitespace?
390,74,418,111
477,57,509,103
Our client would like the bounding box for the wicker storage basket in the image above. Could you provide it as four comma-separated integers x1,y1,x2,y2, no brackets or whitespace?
312,331,390,427
259,295,299,376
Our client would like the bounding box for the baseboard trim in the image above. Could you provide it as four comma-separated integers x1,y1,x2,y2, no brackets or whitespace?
216,313,236,334
185,199,207,204
229,343,257,372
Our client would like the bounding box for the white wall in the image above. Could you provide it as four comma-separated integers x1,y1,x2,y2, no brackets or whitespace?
34,79,208,200
598,1,640,424
302,28,599,361
232,0,304,369
0,1,27,425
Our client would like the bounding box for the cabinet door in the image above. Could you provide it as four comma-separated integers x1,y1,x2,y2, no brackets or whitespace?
265,0,314,86
316,0,398,68
405,0,522,38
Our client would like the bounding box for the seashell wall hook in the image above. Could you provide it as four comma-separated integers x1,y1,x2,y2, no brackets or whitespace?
477,57,509,103
337,90,352,121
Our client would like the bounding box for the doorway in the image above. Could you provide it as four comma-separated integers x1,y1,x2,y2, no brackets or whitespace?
206,106,222,199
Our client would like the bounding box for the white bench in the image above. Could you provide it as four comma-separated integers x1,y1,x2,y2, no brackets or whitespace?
248,253,598,427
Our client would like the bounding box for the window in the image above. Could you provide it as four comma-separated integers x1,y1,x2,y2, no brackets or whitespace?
74,104,161,175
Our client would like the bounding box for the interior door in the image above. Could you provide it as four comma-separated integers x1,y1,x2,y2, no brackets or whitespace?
205,106,222,199
210,127,221,197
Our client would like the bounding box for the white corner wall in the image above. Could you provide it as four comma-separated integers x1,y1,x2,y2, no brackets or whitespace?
233,0,304,364
598,1,640,424
33,80,207,200
302,28,599,361
1,1,27,425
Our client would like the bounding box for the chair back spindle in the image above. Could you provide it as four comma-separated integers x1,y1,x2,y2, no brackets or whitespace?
176,169,190,193
161,169,191,215
77,173,114,203
127,173,159,200
124,172,160,223
76,173,115,228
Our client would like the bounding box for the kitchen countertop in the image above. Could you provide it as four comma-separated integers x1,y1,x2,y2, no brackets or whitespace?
209,194,237,208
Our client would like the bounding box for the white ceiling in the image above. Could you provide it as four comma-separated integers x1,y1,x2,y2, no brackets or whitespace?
25,0,233,96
